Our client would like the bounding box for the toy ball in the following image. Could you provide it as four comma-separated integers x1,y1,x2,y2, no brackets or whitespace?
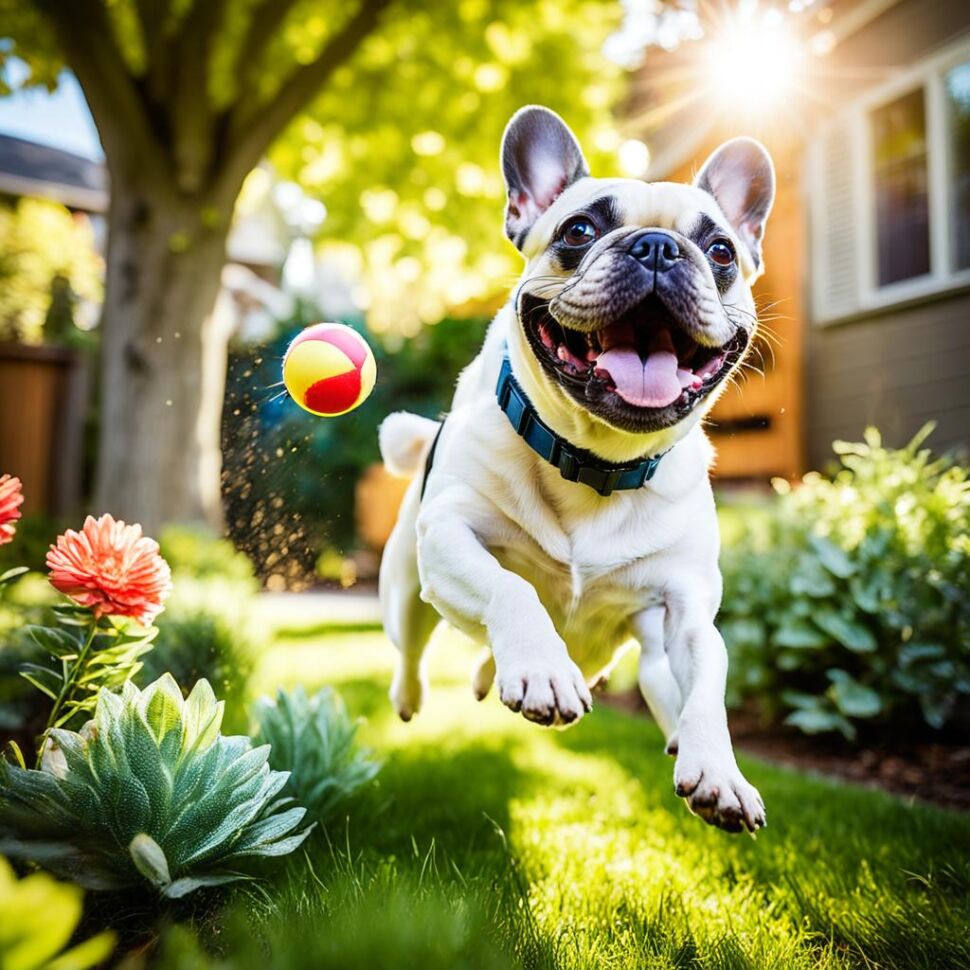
282,323,376,417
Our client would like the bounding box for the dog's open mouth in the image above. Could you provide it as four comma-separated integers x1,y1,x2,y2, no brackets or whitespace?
521,293,746,413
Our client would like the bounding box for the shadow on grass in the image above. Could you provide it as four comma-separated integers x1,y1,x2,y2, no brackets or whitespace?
554,702,970,970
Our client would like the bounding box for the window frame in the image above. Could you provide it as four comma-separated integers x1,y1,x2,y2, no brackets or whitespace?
811,34,970,324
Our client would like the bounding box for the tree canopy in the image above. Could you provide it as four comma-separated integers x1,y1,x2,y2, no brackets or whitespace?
2,0,628,334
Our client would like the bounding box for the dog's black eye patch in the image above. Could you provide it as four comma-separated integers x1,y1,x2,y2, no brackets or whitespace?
552,195,621,271
690,213,738,294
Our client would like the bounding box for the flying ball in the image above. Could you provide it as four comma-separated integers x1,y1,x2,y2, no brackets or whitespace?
282,323,376,417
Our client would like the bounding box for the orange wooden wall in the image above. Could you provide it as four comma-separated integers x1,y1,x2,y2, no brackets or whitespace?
668,139,806,481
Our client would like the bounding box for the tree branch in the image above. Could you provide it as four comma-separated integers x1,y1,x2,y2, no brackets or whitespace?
133,0,173,105
232,0,302,103
217,0,393,201
170,0,229,192
34,0,170,186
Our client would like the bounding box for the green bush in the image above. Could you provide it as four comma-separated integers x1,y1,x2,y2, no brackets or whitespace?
159,525,258,589
719,424,970,739
253,686,379,826
221,306,487,583
142,526,259,733
138,610,254,736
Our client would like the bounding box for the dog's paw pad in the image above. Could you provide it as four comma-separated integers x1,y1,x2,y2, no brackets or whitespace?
498,658,592,727
674,757,766,834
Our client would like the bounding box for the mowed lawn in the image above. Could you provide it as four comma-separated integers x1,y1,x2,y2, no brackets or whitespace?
163,624,970,970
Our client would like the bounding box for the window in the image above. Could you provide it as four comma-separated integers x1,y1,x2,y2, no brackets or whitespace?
810,41,970,324
872,90,931,286
945,61,970,271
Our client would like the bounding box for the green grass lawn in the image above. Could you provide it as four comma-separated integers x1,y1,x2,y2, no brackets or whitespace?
153,626,970,970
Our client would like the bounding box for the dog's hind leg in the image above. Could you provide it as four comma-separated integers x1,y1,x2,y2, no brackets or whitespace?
380,477,440,721
632,606,682,753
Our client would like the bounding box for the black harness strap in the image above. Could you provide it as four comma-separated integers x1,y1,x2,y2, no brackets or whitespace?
419,420,445,500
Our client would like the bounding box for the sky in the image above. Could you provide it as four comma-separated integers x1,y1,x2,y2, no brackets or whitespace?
0,60,103,160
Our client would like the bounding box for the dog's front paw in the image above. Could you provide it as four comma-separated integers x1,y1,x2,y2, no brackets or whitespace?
673,751,765,834
497,656,593,726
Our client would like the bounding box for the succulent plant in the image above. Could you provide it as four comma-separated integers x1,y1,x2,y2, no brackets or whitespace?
253,686,379,825
0,853,114,970
0,675,312,898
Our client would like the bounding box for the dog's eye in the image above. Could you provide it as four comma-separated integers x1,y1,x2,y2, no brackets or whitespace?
559,217,599,247
707,239,736,267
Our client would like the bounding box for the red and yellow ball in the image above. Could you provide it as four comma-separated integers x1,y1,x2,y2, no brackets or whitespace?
282,323,376,417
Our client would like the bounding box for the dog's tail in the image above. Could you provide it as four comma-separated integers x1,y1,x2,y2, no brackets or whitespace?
379,411,441,478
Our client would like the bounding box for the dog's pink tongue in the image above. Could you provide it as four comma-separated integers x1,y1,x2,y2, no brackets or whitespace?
596,329,681,408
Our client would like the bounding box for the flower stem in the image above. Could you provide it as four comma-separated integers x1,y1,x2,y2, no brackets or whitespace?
37,618,99,768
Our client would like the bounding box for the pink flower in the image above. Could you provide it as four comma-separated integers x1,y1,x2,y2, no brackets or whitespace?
0,475,24,546
46,514,172,625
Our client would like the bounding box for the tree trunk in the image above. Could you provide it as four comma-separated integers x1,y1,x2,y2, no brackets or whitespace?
94,176,236,534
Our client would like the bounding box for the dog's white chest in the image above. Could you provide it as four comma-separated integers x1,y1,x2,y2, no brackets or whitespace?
487,517,660,676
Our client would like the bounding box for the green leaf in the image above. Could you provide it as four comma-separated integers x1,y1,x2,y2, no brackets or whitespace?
0,565,29,585
809,535,857,578
813,610,877,653
46,931,117,970
899,643,946,667
775,619,829,650
826,670,883,718
789,556,836,598
129,833,171,890
19,665,61,700
784,707,856,740
163,873,251,899
919,693,953,730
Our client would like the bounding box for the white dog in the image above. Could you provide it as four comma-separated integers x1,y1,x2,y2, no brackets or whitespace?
378,106,773,833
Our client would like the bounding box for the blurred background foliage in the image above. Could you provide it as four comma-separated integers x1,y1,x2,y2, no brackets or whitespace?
0,0,625,337
268,0,625,334
221,304,486,586
0,198,102,344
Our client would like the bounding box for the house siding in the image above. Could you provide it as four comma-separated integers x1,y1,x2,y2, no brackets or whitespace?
806,290,970,466
806,0,970,467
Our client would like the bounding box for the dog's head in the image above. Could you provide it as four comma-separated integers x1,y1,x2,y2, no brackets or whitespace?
502,106,774,445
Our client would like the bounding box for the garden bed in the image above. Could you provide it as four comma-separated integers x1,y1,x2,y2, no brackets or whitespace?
607,690,970,812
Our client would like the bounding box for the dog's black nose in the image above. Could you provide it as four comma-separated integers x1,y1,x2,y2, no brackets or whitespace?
629,231,680,272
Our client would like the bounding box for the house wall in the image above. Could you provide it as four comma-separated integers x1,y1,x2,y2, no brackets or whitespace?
806,291,970,466
666,137,806,481
805,0,970,465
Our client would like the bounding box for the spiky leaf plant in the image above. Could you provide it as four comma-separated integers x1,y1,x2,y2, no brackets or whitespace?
0,854,115,970
253,686,379,825
0,675,312,898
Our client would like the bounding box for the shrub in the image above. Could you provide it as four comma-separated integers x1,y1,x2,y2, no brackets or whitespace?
253,686,379,825
221,309,487,583
145,526,259,734
0,675,311,897
159,525,258,589
139,610,254,736
720,425,970,739
0,854,114,970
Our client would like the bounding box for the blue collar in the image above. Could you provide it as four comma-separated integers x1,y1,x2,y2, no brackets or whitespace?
495,354,666,496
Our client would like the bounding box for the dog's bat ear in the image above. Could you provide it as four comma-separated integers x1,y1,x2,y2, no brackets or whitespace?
695,137,775,272
501,105,589,249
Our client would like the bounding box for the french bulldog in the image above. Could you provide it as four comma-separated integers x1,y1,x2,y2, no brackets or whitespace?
378,105,774,833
